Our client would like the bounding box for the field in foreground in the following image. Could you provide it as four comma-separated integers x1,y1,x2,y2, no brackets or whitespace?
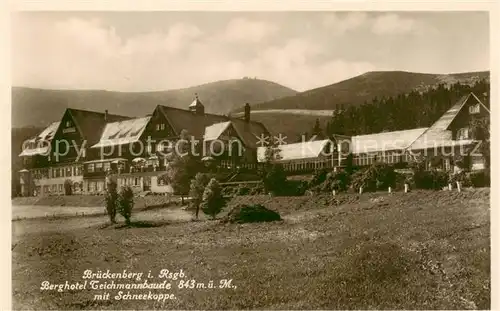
12,189,490,310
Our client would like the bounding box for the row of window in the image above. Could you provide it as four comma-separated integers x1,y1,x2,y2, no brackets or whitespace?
87,181,105,193
43,184,63,194
469,104,480,114
118,177,141,187
155,123,166,131
31,166,83,179
87,162,111,173
353,152,412,166
41,182,83,194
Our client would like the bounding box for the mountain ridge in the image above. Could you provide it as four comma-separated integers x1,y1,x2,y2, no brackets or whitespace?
231,70,490,113
11,78,297,128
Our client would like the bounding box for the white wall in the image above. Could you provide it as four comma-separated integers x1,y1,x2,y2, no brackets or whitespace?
151,176,174,194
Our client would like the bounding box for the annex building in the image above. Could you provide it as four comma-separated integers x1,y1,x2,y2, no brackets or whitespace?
257,92,489,172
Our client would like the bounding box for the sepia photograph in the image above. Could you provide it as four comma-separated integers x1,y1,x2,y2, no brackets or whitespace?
9,7,492,310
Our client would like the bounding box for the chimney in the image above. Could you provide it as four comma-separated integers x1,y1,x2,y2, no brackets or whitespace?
244,103,251,123
104,109,109,121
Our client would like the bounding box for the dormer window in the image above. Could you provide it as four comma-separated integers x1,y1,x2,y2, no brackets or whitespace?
66,121,72,127
469,104,480,114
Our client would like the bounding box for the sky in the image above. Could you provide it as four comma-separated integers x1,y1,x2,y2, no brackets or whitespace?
11,11,489,92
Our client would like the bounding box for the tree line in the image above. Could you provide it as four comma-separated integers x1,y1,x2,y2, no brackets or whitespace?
320,80,490,137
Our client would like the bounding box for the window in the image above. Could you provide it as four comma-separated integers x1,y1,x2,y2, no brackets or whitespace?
134,178,139,186
104,162,111,171
156,124,160,131
66,121,72,127
58,184,63,193
66,167,72,177
76,166,83,175
457,128,469,140
160,123,165,130
89,181,96,192
469,104,480,114
88,163,95,173
96,162,103,171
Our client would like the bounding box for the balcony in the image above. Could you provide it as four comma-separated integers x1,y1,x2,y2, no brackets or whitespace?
83,164,168,178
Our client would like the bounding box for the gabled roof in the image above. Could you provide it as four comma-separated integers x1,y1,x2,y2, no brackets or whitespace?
204,121,232,141
257,139,332,162
157,105,269,149
409,93,477,150
91,116,151,148
351,128,428,154
67,108,130,146
19,121,60,156
230,118,270,150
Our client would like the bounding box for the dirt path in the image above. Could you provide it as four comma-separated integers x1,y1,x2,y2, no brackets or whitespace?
12,205,106,220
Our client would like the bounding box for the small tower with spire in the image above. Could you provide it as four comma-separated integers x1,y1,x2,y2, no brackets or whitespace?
189,93,205,115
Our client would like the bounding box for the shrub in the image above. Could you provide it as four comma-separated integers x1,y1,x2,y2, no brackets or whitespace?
223,204,281,224
310,169,328,188
63,179,73,195
117,186,134,225
281,180,309,196
350,163,397,192
324,171,351,192
394,172,409,190
469,170,490,187
201,178,225,219
248,183,265,195
188,173,212,219
104,178,118,223
263,164,287,195
237,185,251,195
413,169,449,190
448,171,472,187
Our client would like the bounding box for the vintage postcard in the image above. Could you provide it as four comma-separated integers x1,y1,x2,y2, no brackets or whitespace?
6,2,495,310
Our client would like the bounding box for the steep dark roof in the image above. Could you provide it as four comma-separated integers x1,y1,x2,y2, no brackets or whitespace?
67,108,130,146
409,93,480,150
157,105,269,149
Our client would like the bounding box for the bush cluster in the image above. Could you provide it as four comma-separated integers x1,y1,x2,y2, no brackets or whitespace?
469,170,490,187
350,163,397,192
201,178,225,219
104,178,135,225
221,183,265,197
413,169,449,190
309,170,351,193
222,204,281,224
262,164,287,195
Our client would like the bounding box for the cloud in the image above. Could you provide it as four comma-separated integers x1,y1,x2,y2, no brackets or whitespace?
12,17,206,90
371,13,423,35
246,38,376,90
322,12,431,36
221,18,278,43
322,12,369,34
123,23,202,55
